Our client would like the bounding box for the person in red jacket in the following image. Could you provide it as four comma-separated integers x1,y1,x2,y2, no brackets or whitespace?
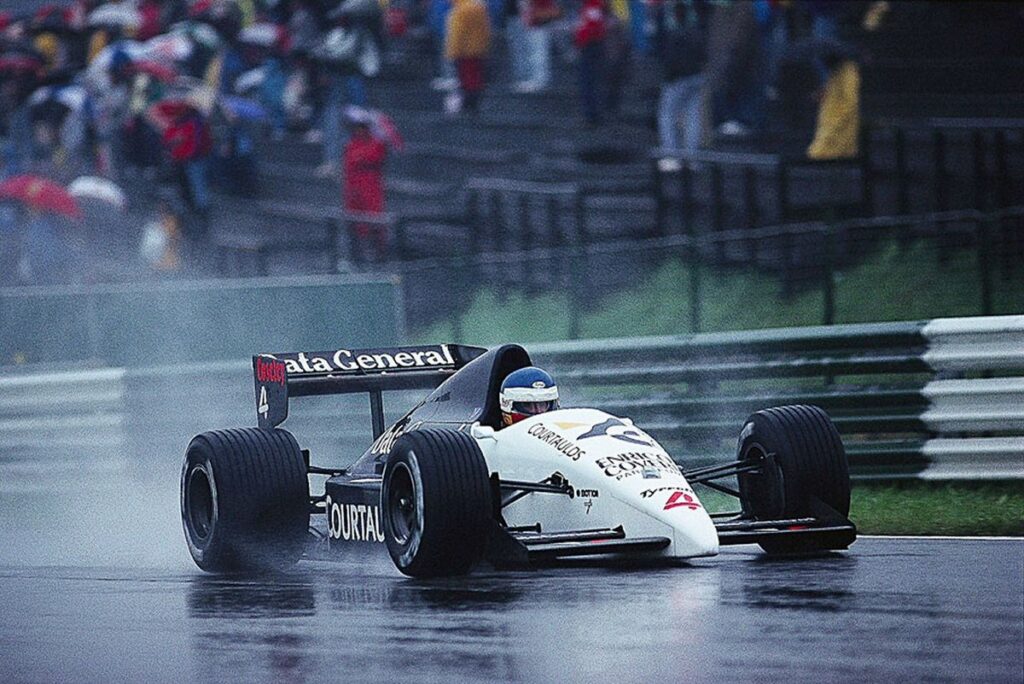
160,103,213,260
343,116,388,265
573,0,608,125
162,104,212,217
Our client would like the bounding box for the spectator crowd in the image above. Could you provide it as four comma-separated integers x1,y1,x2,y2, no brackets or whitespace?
0,0,880,285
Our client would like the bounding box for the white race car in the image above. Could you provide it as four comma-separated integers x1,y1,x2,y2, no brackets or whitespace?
181,344,856,576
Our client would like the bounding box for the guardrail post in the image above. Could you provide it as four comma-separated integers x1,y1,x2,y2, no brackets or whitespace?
547,194,563,246
490,190,504,252
568,249,583,339
710,164,724,261
653,156,666,236
781,227,795,298
777,158,790,223
977,216,993,316
859,122,873,215
822,223,836,326
894,126,909,215
933,129,948,211
973,130,988,211
744,165,759,260
574,189,588,245
993,130,1010,208
688,239,701,333
467,187,481,254
520,193,533,251
680,161,693,237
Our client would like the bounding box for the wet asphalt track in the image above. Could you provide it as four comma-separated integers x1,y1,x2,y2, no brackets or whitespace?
1,536,1021,683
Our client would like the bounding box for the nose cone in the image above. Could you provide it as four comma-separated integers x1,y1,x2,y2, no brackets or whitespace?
654,490,719,558
671,508,720,558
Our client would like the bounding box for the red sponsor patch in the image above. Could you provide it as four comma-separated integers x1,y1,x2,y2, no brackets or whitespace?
664,491,702,511
255,356,286,386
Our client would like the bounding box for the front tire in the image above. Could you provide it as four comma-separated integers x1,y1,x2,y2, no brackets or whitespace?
382,429,492,577
736,405,851,554
181,427,309,572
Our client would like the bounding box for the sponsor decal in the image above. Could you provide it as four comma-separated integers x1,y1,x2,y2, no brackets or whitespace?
273,345,456,376
595,452,681,481
370,418,424,456
641,485,694,499
664,491,702,511
527,423,586,461
575,489,598,515
326,495,386,542
255,356,286,386
578,418,655,447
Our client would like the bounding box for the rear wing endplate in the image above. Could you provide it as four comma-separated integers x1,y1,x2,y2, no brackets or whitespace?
253,344,486,435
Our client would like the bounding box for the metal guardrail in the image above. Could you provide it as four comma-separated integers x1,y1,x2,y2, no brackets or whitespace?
532,315,1024,481
1,316,1020,489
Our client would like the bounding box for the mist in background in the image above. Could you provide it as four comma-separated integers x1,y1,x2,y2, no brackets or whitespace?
0,275,404,569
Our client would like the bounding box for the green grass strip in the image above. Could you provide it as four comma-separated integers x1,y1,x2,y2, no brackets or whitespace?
850,481,1024,537
695,481,1024,537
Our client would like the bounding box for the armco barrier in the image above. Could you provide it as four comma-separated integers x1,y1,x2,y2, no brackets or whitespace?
1,316,1020,490
531,315,1024,481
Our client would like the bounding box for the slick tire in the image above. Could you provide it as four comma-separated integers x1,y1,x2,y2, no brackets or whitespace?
181,427,309,573
736,405,851,552
382,429,492,578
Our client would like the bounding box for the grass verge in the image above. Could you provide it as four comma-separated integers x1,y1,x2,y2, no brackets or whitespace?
849,481,1024,537
696,480,1024,537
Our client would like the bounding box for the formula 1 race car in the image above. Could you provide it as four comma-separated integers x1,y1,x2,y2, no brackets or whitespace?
181,343,857,577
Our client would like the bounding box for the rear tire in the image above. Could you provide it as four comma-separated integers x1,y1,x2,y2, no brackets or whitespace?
736,405,851,553
382,429,492,577
181,427,309,573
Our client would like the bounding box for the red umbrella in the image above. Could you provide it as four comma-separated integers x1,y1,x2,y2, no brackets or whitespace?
0,54,44,76
130,59,178,83
0,175,82,220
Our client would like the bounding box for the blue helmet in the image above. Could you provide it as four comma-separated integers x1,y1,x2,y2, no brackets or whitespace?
500,367,560,426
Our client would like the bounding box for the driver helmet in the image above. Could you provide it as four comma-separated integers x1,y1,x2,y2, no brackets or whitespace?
500,367,560,426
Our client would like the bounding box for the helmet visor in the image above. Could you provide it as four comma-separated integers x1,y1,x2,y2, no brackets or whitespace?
512,400,559,416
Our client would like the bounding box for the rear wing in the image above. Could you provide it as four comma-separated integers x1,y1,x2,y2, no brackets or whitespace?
253,344,487,436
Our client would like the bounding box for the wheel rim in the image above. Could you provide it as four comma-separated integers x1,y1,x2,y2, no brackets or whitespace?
386,462,419,546
739,443,781,519
186,465,214,542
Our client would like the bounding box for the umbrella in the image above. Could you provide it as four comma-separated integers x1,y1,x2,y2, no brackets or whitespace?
219,95,265,121
0,176,82,220
169,20,221,51
85,40,145,86
130,59,178,83
88,3,141,30
344,106,404,151
142,33,192,62
28,85,88,112
0,53,44,75
32,4,71,33
233,66,265,94
68,176,127,211
28,85,87,127
238,23,281,48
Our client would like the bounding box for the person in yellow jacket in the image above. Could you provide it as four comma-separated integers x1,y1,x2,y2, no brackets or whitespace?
445,0,491,113
807,57,861,160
